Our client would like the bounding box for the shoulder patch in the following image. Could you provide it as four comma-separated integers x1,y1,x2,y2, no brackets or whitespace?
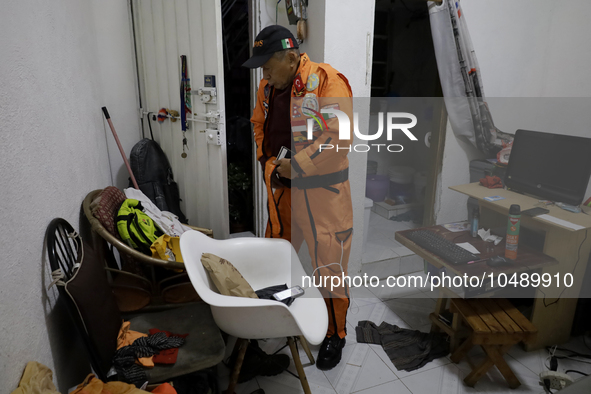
306,73,319,91
321,103,340,119
294,73,305,94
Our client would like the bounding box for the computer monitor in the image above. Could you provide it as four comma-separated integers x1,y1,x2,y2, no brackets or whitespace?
504,129,591,206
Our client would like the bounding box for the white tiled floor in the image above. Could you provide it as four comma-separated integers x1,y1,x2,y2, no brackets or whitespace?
362,212,423,279
219,212,589,393
217,276,591,394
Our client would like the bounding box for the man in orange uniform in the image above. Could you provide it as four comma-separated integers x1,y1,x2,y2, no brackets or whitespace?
244,25,353,370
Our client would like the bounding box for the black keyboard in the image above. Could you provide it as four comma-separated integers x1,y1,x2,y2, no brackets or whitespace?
406,230,478,265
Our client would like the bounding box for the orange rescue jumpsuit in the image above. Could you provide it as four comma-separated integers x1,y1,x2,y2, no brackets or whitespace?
251,53,353,339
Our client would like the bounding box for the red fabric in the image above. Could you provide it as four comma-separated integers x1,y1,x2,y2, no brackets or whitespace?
151,382,177,394
148,329,188,365
479,175,503,189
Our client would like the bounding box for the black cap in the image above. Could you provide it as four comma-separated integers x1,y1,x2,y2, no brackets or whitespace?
242,25,299,69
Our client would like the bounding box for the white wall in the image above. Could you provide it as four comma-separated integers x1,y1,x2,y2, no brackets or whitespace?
256,0,375,275
0,0,139,390
435,0,591,224
93,0,143,189
258,0,326,60
323,0,375,275
462,1,591,98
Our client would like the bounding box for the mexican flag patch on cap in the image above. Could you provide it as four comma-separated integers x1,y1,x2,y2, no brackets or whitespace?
281,38,295,49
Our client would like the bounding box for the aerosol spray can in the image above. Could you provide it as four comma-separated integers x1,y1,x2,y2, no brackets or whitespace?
505,204,521,260
471,208,479,238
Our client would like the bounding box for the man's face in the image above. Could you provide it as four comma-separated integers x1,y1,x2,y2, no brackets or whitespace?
262,53,296,90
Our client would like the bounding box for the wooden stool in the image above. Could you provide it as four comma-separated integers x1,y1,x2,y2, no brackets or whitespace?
432,297,537,389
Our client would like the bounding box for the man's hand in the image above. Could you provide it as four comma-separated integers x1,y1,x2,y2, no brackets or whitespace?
273,158,294,179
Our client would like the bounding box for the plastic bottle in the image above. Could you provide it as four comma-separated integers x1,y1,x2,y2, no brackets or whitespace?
471,208,479,238
505,204,521,260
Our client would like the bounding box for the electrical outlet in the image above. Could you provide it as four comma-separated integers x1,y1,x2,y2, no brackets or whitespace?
539,371,574,390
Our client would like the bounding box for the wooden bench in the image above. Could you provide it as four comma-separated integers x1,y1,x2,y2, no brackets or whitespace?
430,297,537,389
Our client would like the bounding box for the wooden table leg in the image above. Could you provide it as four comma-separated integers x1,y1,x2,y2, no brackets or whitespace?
450,334,474,364
431,295,449,333
482,344,521,389
464,357,494,387
288,337,312,394
450,312,462,352
224,338,248,394
464,344,516,388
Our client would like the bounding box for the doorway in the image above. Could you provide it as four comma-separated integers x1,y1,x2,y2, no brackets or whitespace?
363,0,446,273
131,0,230,239
221,0,255,236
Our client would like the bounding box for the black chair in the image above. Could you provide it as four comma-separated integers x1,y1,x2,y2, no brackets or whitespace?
45,218,225,384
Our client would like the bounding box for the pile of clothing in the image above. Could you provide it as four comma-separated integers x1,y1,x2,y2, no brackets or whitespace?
355,320,449,372
479,175,503,189
117,188,191,262
114,321,188,387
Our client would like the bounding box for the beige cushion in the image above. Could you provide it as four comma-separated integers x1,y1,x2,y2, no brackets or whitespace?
201,253,258,298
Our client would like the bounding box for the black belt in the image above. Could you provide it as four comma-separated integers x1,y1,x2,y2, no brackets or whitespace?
291,168,349,191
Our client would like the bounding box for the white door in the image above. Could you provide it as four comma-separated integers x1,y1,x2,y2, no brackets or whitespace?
249,0,267,237
132,0,229,239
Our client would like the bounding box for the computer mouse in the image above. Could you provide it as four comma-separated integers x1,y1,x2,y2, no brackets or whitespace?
486,255,512,267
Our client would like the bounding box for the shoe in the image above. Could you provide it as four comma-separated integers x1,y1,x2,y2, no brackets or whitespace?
316,335,346,371
232,340,290,383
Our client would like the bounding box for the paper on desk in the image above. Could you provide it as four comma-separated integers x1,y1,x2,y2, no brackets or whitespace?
442,221,470,232
478,228,503,245
456,242,480,254
537,214,585,231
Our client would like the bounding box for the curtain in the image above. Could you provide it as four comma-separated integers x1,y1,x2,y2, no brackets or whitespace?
429,0,502,157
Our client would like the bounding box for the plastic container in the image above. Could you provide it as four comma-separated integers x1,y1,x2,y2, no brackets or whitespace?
366,175,389,202
471,208,479,237
388,166,415,183
388,166,415,202
367,160,378,175
469,159,495,182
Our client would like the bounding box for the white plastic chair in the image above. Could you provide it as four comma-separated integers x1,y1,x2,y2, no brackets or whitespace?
180,230,328,394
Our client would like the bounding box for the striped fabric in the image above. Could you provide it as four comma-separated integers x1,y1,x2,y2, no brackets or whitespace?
113,332,187,386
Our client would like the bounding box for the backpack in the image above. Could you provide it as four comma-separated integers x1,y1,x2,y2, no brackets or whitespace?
129,138,188,224
116,199,163,255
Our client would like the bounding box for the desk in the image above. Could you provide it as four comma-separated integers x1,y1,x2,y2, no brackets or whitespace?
395,225,558,335
395,226,557,297
452,183,591,350
399,182,591,350
396,222,563,352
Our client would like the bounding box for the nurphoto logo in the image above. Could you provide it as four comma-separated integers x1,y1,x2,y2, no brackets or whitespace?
305,108,418,153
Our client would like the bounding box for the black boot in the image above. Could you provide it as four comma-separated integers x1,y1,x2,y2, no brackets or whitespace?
232,340,290,383
316,335,346,371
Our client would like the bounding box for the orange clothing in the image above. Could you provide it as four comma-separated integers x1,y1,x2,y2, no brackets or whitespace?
117,321,153,368
71,374,149,394
251,53,353,338
151,383,177,394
